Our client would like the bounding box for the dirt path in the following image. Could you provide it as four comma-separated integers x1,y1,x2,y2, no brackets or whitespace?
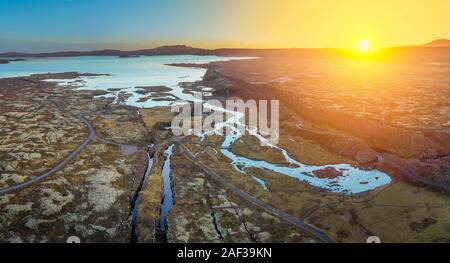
0,115,95,194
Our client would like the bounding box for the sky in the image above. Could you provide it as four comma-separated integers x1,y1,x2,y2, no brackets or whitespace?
0,0,449,52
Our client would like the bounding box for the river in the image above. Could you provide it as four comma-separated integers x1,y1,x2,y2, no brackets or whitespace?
0,55,391,195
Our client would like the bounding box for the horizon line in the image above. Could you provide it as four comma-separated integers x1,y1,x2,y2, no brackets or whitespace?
1,41,448,55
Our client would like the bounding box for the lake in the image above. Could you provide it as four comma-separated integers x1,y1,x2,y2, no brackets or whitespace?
0,55,392,194
0,55,244,107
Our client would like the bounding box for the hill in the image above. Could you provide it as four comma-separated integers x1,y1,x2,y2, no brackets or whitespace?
0,45,212,58
424,39,450,47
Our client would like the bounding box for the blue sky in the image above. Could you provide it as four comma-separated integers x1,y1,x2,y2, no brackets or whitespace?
0,0,236,52
1,0,449,52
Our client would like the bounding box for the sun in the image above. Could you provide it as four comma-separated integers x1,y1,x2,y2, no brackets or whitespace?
357,39,370,52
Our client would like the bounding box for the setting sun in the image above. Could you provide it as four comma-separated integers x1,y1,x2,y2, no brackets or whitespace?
358,39,370,52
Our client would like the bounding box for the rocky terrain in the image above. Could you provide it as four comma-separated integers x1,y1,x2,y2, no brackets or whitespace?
130,107,321,243
1,46,449,243
171,49,450,242
166,144,317,243
0,74,150,242
0,71,324,243
199,51,450,187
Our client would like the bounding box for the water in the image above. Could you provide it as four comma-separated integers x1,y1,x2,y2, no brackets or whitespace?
130,145,154,242
131,145,153,221
119,145,139,156
197,102,392,194
0,55,392,194
159,144,174,231
0,55,247,108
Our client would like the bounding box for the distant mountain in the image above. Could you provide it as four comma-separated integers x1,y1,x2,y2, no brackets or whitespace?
0,45,214,58
423,39,450,47
3,42,448,60
0,44,356,59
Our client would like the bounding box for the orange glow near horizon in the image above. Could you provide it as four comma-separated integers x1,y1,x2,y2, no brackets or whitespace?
205,0,450,50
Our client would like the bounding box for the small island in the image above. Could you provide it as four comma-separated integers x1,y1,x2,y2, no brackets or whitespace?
118,54,140,58
0,58,26,64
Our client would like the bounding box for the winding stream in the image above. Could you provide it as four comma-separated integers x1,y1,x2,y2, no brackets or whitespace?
196,102,392,195
159,144,174,232
130,144,154,242
0,55,392,196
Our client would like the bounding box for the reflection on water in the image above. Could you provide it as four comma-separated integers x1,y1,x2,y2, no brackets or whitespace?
0,55,392,195
0,55,249,108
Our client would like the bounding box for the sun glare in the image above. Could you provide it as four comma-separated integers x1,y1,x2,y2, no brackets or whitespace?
357,39,370,52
